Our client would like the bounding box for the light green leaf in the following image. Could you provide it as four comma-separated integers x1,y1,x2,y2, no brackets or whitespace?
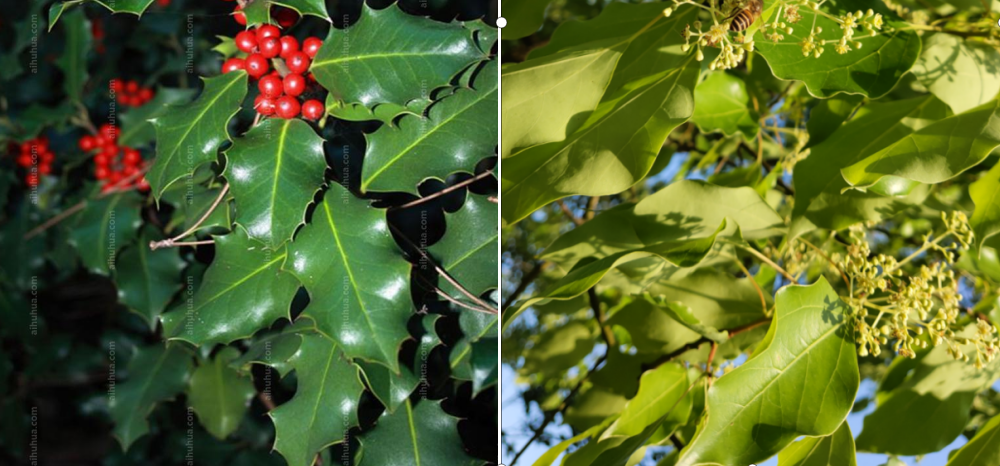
110,344,193,451
187,348,255,440
428,193,498,297
118,88,198,147
148,72,249,200
944,413,1000,466
520,321,596,378
284,184,411,373
675,278,859,466
312,3,483,108
970,162,1000,251
609,363,693,437
161,227,299,346
242,0,329,27
361,60,497,193
532,422,611,466
691,71,760,139
357,400,480,466
55,9,90,102
912,33,1000,114
270,333,364,466
640,295,728,343
224,118,327,249
116,230,186,329
779,421,857,466
69,191,143,276
501,0,552,39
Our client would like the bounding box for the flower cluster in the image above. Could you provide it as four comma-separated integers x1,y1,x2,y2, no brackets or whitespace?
12,137,55,187
839,213,998,369
679,20,755,72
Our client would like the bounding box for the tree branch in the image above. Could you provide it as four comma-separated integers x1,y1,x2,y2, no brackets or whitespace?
150,183,230,250
395,169,495,210
502,261,545,312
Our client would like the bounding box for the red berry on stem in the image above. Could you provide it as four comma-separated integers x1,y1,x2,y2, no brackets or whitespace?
234,6,247,26
79,135,96,152
275,96,301,119
38,164,51,175
258,75,284,99
222,58,246,74
285,51,310,74
125,80,139,94
138,88,154,102
137,177,150,192
258,37,281,59
302,100,324,121
94,153,110,166
302,37,323,58
275,7,299,28
282,73,306,97
100,124,119,141
95,166,110,179
235,30,258,53
255,95,276,115
256,25,280,42
245,53,270,79
123,148,141,165
279,36,299,58
17,154,31,167
110,78,123,92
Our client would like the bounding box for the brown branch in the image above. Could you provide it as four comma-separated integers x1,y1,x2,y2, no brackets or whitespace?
706,342,718,374
396,169,495,210
643,318,772,371
150,184,229,250
502,261,545,312
588,287,616,348
557,200,584,226
585,196,600,221
732,257,768,316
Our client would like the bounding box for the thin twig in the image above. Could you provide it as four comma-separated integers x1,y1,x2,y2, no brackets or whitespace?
431,282,497,315
557,200,584,226
729,241,796,282
396,169,495,210
643,318,772,371
706,342,718,374
502,261,545,312
588,287,616,348
585,196,600,221
797,237,850,284
731,257,768,317
488,196,498,204
150,184,230,250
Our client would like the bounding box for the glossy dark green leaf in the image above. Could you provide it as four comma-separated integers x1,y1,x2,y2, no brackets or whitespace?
0,201,46,290
451,310,498,380
428,193,497,297
50,0,157,30
470,336,497,394
285,184,411,373
270,333,364,466
224,118,327,248
229,320,312,378
68,191,143,276
187,348,255,440
118,88,198,147
779,421,857,466
110,344,193,451
242,0,329,27
358,399,479,466
55,9,90,101
115,230,186,329
312,3,483,108
675,278,859,466
325,96,428,125
691,71,760,139
358,360,420,414
945,412,1000,466
161,227,299,346
148,72,249,200
160,182,233,236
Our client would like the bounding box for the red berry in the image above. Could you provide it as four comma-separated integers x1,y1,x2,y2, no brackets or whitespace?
100,124,119,141
157,0,170,6
302,37,323,58
123,148,141,165
108,171,123,184
123,165,138,177
110,78,123,93
275,8,299,28
125,80,139,94
94,153,111,166
282,73,306,97
16,154,32,167
245,53,270,79
256,25,280,42
38,164,51,175
79,135,96,152
138,88,154,102
117,93,129,105
137,177,150,192
255,95,276,115
222,58,246,74
234,6,247,26
258,37,281,59
95,166,110,179
285,51,310,74
275,96,301,119
40,152,54,164
279,36,299,58
258,75,284,99
235,30,258,53
301,100,324,121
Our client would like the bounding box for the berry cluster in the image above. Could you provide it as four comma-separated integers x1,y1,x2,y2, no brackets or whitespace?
13,137,55,187
225,0,299,28
221,25,326,121
78,124,149,192
110,79,155,107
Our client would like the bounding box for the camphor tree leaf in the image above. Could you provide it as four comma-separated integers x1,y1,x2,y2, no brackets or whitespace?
270,333,364,466
840,98,1000,190
148,72,249,200
944,412,1000,466
361,60,497,194
691,71,760,139
791,95,950,232
806,94,865,147
755,8,920,99
520,320,596,378
285,183,411,373
428,193,498,298
357,399,480,466
187,347,255,440
312,3,483,109
778,421,857,466
109,344,193,451
161,227,299,346
912,33,1000,114
971,162,1000,251
118,88,198,147
115,229,185,329
608,362,693,437
675,278,859,466
502,0,552,40
639,295,728,343
241,0,329,27
55,9,90,102
224,118,327,249
69,191,143,276
501,4,700,225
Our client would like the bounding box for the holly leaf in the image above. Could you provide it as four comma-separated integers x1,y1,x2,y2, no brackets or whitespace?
229,320,312,378
357,400,480,466
674,278,859,466
451,311,498,381
242,0,330,27
779,421,857,466
691,71,760,139
187,348,255,440
50,0,157,30
944,412,1000,466
118,88,198,147
470,336,497,395
285,184,411,373
110,344,193,451
428,193,497,298
224,118,327,249
912,33,1000,115
358,360,420,414
68,191,143,276
270,333,364,466
54,9,90,102
160,181,233,237
312,3,483,109
148,72,249,200
325,96,429,125
115,230,186,329
161,227,299,346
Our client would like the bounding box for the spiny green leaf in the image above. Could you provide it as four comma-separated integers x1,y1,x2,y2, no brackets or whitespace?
675,278,859,466
944,412,1000,466
160,181,233,237
428,193,498,297
778,421,857,466
118,88,198,147
357,399,480,466
68,191,143,276
115,230,186,329
110,344,193,451
148,72,248,200
361,60,497,193
55,9,90,102
912,33,1000,114
161,227,299,346
312,3,483,109
270,333,364,466
229,320,313,378
691,71,760,139
451,311,498,380
285,184,411,373
187,348,255,440
242,0,329,27
224,118,327,249
358,360,420,414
